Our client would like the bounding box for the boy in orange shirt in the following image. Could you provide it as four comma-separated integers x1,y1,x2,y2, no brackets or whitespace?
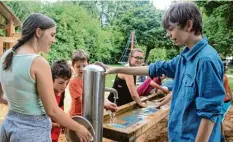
50,60,72,142
69,50,117,117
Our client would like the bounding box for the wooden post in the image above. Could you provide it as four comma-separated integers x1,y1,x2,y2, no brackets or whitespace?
0,38,3,56
131,31,135,50
5,17,15,49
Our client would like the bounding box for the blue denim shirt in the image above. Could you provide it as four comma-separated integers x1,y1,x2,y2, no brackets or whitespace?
149,37,225,142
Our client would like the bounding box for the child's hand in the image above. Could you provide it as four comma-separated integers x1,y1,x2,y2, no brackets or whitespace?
105,67,117,75
93,62,110,71
139,102,147,108
75,124,93,142
104,99,118,112
93,62,116,75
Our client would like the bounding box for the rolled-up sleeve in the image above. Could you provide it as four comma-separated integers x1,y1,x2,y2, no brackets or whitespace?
148,55,179,79
195,59,225,123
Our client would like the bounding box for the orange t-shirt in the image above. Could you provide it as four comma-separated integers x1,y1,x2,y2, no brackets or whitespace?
69,77,83,116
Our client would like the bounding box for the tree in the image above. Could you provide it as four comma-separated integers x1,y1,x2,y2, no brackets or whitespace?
196,1,233,57
4,1,42,23
5,1,115,64
41,2,114,63
97,1,150,27
113,4,175,62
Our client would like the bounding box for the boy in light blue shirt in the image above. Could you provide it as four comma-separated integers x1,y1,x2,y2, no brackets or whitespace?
103,2,225,142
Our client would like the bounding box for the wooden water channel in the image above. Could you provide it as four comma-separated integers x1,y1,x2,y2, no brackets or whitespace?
103,93,169,142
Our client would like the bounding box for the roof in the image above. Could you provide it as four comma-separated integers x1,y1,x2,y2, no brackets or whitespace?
0,1,21,27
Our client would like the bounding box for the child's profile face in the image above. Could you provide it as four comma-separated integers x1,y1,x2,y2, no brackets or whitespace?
38,26,56,53
53,77,70,93
166,24,190,46
73,60,88,78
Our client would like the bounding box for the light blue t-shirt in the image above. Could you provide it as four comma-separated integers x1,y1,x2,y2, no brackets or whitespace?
0,50,45,115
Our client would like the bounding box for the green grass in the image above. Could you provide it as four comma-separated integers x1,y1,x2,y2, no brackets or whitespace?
228,77,233,91
227,68,233,74
105,74,116,88
105,64,122,88
227,68,233,91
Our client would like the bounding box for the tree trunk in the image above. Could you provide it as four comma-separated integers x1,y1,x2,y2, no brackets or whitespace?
144,47,152,65
100,1,104,28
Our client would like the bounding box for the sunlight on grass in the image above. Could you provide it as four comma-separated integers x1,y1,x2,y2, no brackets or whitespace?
105,64,122,88
228,77,233,91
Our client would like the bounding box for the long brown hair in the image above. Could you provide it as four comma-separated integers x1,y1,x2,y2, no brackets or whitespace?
3,13,56,70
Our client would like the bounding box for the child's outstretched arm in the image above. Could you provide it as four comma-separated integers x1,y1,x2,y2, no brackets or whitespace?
148,56,179,79
95,61,148,76
106,66,149,76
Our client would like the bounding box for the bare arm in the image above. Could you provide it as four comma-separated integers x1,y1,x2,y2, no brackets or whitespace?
94,62,148,76
0,83,7,105
32,57,92,142
150,81,169,94
121,74,146,107
227,85,233,102
107,66,149,76
156,93,171,108
195,118,215,142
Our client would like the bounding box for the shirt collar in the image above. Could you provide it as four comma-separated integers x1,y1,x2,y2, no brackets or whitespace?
181,37,208,61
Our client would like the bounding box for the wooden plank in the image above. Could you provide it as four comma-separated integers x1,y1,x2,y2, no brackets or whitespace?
6,17,15,37
0,38,3,56
5,18,15,49
0,2,21,26
0,37,18,43
12,32,21,38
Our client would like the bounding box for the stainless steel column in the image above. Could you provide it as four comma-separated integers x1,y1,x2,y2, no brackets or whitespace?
83,65,105,142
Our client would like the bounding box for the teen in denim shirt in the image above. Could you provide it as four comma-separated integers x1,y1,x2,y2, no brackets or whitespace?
102,2,225,142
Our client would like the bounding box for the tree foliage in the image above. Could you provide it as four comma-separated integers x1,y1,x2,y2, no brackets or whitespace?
3,1,232,64
112,4,176,62
196,1,233,57
42,2,115,63
4,1,117,63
